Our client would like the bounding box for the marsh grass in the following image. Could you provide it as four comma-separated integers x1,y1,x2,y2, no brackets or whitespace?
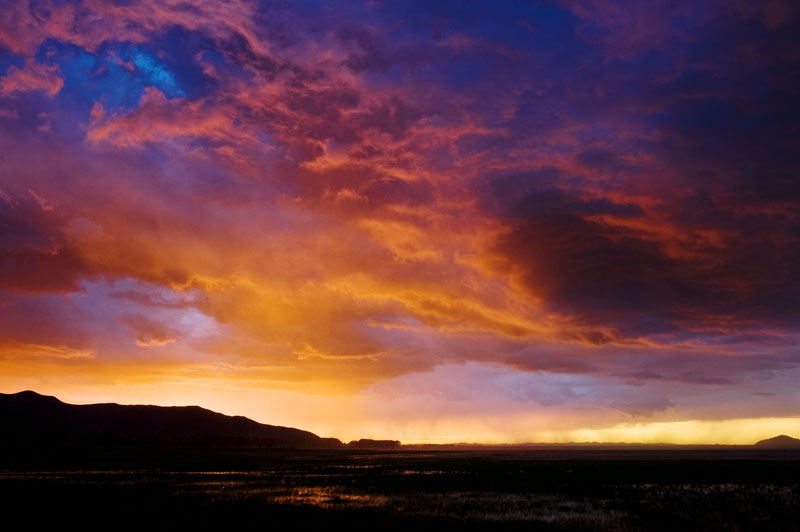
2,450,799,530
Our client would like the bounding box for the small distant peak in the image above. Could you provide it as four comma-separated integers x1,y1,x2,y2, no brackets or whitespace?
754,435,800,448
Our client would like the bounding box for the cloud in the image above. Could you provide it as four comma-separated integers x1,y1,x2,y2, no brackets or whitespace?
0,60,63,97
0,0,798,440
126,314,181,347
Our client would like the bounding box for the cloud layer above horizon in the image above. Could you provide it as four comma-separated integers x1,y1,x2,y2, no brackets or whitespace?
1,0,799,443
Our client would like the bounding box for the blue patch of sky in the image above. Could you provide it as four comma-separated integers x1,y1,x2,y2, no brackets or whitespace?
129,52,183,97
143,27,219,97
348,0,584,96
31,35,218,121
0,45,24,77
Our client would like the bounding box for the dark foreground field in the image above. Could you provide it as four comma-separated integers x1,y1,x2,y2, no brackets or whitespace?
2,449,799,531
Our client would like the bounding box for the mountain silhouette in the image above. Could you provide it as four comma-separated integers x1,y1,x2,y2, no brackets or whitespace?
0,390,343,450
754,435,800,448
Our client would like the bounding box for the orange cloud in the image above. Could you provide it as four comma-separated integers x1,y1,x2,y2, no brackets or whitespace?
0,61,63,97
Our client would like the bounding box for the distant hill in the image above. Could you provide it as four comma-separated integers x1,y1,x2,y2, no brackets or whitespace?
754,435,800,448
0,390,343,450
347,438,401,450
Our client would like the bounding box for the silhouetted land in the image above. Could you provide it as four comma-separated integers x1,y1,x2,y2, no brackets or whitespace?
0,390,341,449
755,434,800,448
2,391,799,530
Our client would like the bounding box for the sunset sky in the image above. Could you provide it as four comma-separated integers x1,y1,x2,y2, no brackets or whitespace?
1,0,799,444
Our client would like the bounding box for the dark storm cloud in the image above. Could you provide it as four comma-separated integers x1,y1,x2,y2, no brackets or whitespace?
475,0,800,340
0,194,95,293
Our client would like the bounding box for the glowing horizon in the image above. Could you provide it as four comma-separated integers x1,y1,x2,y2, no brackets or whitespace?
1,0,799,445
